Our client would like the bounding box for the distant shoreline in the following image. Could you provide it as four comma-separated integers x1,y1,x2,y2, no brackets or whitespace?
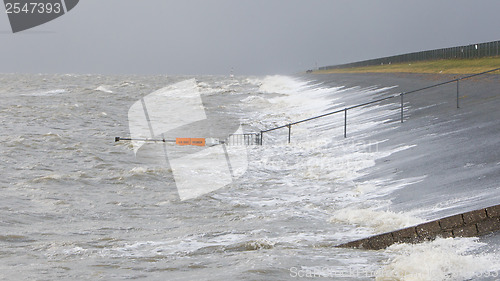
313,57,500,75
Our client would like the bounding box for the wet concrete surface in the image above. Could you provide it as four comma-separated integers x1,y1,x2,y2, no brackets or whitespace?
305,72,500,220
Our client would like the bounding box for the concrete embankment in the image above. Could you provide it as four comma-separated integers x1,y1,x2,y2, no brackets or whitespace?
337,204,500,250
303,72,500,250
306,73,500,219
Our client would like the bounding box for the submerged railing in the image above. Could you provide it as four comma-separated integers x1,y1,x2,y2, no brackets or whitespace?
225,133,261,146
258,67,500,145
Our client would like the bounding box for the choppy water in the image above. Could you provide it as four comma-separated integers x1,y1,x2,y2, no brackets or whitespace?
0,73,499,280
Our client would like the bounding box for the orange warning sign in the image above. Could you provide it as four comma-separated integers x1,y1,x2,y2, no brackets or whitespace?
175,138,206,146
176,138,192,146
191,138,206,146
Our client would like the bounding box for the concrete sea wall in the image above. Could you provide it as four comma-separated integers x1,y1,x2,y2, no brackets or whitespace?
337,204,500,250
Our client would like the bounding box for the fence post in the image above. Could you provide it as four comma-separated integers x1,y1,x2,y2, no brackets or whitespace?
260,131,263,145
400,93,404,123
456,79,460,109
344,108,347,138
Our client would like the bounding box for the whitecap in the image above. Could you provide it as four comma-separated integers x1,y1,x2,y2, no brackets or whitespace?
330,208,424,234
95,86,113,93
22,89,67,96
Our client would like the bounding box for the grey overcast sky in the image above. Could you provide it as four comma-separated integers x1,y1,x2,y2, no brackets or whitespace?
1,0,499,75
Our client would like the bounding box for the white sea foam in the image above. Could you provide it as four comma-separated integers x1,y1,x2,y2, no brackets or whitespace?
330,208,424,234
129,167,148,174
22,89,67,96
32,174,64,182
377,237,500,281
246,76,427,236
258,75,309,94
95,85,113,93
240,95,270,105
245,75,341,134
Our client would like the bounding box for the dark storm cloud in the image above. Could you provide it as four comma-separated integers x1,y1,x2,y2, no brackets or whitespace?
1,0,499,75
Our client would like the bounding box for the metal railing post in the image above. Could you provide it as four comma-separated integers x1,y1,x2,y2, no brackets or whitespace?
344,108,347,138
260,131,263,145
456,79,460,109
287,124,291,144
400,93,404,123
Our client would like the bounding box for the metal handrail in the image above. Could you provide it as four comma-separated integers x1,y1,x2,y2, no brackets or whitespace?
259,67,500,145
225,133,261,146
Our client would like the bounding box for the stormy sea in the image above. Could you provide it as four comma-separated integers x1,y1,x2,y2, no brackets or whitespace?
1,73,499,280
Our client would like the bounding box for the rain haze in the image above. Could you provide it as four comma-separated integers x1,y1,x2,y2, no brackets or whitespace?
1,0,500,75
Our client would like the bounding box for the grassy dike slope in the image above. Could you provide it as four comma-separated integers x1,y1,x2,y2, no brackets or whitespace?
314,57,500,75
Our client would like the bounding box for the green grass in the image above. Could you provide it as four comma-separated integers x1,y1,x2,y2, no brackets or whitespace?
314,57,500,75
